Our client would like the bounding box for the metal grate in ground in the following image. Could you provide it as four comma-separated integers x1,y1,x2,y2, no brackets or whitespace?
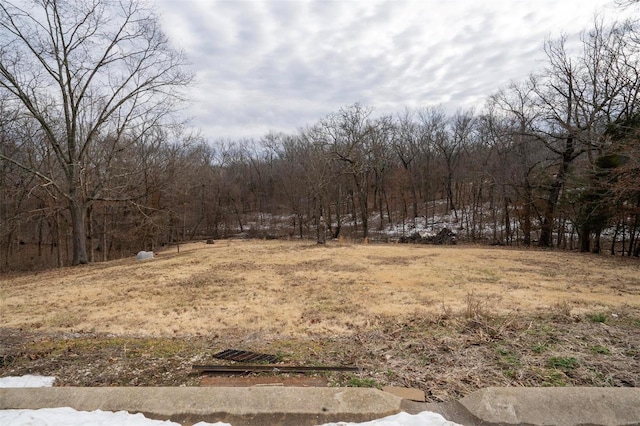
212,349,279,363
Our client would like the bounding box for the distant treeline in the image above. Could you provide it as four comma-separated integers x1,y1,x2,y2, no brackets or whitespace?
1,2,639,270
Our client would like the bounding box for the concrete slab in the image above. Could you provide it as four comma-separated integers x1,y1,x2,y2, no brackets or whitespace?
460,387,640,426
2,386,640,425
382,386,425,402
0,387,402,426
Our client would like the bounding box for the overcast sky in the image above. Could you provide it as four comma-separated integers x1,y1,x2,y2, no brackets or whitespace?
152,0,628,141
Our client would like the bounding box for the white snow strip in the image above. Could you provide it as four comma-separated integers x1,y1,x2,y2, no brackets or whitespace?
0,409,460,426
319,411,462,425
0,375,56,388
0,408,230,426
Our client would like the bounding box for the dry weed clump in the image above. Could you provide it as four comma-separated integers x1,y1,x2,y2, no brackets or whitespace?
551,299,573,318
462,291,489,320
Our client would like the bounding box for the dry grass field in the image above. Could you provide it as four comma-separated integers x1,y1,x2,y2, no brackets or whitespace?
1,240,639,400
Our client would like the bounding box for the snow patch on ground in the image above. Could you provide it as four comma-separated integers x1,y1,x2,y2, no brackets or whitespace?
0,375,56,388
0,408,460,426
321,411,461,425
0,408,230,426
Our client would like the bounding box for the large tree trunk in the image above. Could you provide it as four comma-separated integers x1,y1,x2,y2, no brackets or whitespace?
446,171,455,213
87,205,94,263
359,193,369,239
55,212,63,268
70,198,88,265
539,179,563,247
628,209,639,257
522,180,532,246
503,196,511,245
539,136,574,247
378,196,384,231
411,181,418,225
592,229,601,254
333,186,342,239
317,221,326,244
579,225,591,253
102,206,108,262
355,177,369,239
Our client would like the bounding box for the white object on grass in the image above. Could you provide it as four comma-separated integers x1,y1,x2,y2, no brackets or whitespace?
136,251,154,260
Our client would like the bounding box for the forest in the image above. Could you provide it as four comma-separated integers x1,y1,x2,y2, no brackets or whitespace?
1,0,639,271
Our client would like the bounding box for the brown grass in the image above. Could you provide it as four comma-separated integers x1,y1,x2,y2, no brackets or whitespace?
2,240,639,401
2,240,639,337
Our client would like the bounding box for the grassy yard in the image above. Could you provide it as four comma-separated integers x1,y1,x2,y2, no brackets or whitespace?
1,240,639,401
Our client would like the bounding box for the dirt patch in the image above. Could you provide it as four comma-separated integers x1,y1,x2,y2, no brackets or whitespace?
1,240,639,401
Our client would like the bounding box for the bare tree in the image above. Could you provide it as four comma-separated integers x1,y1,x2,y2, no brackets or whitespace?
489,81,549,246
528,19,640,249
392,109,423,225
0,0,191,264
423,108,474,221
320,104,383,239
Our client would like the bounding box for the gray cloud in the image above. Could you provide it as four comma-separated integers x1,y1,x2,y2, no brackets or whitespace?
155,0,628,140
